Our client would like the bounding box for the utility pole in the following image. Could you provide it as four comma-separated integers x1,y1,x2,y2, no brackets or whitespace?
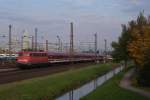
94,33,98,62
21,36,23,50
21,30,25,51
94,33,97,55
57,35,61,51
31,36,34,50
104,39,107,63
60,41,63,52
9,24,12,56
46,40,48,51
104,39,107,55
35,28,38,51
70,22,74,56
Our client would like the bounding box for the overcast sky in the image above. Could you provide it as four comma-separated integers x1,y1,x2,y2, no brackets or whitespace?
0,0,150,50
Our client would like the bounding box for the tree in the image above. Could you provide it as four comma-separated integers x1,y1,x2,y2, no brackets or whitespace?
111,24,131,67
112,12,150,86
126,12,150,86
128,25,150,86
128,26,150,67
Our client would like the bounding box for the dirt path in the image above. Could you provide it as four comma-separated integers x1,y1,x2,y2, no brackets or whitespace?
120,68,150,98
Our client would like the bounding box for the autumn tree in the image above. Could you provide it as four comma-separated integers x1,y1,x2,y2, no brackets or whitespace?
128,26,150,67
128,13,150,86
112,12,150,86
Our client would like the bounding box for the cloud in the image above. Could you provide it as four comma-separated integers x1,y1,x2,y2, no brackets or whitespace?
118,0,150,16
0,0,150,50
130,0,139,5
63,0,96,6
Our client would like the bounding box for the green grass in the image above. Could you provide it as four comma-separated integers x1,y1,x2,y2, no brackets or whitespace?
0,63,113,100
81,67,149,100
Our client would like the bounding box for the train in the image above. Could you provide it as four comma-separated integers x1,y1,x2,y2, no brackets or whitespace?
17,51,103,68
0,54,18,61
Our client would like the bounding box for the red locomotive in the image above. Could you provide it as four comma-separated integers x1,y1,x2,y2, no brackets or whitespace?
17,51,48,67
17,51,103,68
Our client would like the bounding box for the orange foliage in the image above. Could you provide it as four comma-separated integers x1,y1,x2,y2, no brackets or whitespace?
128,26,150,68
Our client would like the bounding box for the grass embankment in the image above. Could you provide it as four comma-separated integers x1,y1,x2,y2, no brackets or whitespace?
81,67,149,100
0,63,113,100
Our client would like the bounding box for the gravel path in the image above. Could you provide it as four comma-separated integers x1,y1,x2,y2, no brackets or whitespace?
120,68,150,98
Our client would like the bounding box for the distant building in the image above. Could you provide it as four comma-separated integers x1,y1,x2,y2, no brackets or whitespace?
23,31,30,50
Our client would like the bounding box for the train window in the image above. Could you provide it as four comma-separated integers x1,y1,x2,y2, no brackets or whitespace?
35,53,38,56
37,53,40,57
45,53,47,56
27,53,47,57
32,53,34,56
19,53,23,56
30,53,34,56
34,53,38,56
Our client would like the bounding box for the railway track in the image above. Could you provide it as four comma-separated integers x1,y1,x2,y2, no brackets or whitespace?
0,62,96,85
0,68,18,73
